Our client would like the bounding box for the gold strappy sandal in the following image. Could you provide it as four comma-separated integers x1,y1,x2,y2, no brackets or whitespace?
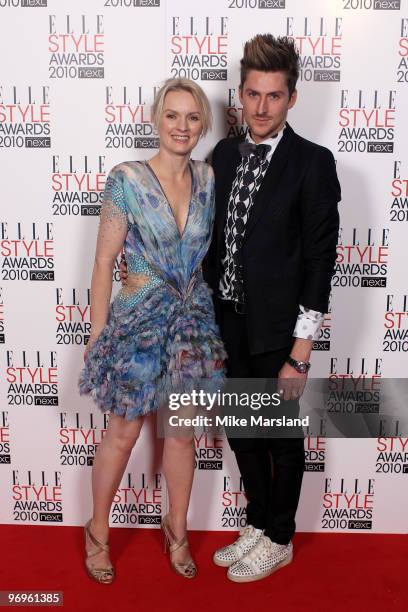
84,519,115,584
161,514,197,579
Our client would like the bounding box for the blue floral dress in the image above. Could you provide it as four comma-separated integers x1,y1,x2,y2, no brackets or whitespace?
78,160,226,420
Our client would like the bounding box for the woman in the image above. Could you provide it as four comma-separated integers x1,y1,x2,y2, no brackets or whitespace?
79,78,226,583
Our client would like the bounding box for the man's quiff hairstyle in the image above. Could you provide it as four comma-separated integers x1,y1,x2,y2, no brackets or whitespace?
152,78,212,136
240,34,300,97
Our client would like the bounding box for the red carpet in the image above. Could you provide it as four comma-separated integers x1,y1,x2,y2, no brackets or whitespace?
0,525,406,612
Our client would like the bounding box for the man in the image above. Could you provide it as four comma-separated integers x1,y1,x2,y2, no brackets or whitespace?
204,34,341,582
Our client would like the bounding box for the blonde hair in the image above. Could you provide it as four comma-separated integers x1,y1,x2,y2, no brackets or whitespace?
152,78,212,136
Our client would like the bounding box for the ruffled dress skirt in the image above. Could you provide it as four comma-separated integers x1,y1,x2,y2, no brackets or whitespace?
78,278,227,421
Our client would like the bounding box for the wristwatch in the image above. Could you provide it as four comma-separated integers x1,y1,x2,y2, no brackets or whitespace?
286,355,311,374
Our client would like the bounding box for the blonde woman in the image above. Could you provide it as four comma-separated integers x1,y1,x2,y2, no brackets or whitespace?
79,78,226,583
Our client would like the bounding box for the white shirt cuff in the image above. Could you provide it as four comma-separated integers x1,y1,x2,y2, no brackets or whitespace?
292,304,325,341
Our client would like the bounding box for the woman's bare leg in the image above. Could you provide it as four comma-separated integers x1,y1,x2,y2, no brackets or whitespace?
85,413,144,568
162,429,195,564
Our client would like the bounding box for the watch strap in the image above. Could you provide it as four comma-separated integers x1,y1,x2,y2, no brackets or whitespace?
286,355,311,373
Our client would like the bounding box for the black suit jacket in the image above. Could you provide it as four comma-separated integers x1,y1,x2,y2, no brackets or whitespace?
203,123,341,355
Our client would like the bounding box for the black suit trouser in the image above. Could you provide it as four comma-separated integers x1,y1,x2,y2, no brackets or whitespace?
218,299,305,545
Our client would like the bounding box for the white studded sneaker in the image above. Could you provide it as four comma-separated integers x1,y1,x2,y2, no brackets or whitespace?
227,535,293,583
213,525,263,568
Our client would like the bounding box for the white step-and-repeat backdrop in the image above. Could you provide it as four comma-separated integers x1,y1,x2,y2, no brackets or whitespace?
0,0,407,534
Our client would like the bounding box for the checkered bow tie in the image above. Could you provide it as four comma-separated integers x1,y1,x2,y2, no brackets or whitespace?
238,142,271,160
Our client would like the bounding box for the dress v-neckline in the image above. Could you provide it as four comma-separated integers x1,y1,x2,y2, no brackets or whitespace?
144,160,194,239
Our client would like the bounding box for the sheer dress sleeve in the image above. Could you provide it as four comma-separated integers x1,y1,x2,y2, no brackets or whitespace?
95,171,129,263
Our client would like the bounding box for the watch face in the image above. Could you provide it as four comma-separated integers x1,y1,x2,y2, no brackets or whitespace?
287,357,309,373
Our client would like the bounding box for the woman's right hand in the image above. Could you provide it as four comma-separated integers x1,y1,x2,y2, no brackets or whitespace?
84,335,98,362
120,253,128,286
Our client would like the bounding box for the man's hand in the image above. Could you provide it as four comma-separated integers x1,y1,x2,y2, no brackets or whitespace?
277,362,308,401
277,338,312,401
120,253,128,286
